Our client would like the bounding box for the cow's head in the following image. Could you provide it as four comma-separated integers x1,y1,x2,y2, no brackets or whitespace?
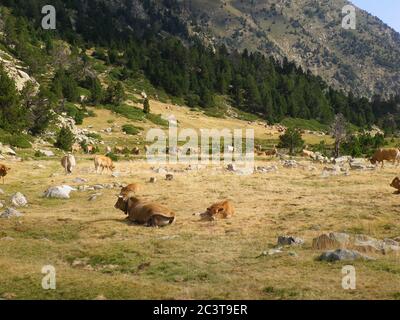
391,177,400,190
115,195,129,215
205,203,226,219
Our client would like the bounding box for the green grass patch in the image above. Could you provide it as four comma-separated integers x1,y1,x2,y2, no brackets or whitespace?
122,124,143,135
0,130,32,149
281,118,329,132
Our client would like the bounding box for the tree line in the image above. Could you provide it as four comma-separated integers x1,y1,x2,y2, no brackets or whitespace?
0,0,400,138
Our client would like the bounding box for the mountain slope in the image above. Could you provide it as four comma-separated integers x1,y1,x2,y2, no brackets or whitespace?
180,0,400,98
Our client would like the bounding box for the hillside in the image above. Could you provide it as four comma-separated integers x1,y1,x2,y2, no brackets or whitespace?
165,0,400,98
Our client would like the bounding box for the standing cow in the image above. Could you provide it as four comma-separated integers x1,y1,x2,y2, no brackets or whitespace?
61,154,76,175
94,155,115,174
370,148,400,168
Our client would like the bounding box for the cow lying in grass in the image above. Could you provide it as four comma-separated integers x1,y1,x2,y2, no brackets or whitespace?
115,193,175,227
195,200,235,221
390,177,400,194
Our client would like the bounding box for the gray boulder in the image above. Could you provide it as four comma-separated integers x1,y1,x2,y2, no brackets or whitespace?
10,192,28,207
43,185,76,199
277,236,304,246
318,249,372,262
0,208,23,219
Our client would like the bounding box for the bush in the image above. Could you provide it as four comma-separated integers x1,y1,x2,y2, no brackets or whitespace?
122,124,143,135
143,98,150,114
106,152,119,162
278,127,305,155
55,127,75,151
0,133,32,149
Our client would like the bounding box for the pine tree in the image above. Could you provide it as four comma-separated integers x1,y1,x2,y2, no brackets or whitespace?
278,127,305,155
143,98,150,114
55,126,75,151
0,64,27,132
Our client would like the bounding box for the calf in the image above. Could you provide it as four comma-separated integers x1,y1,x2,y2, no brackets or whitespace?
94,155,115,174
196,200,235,221
390,177,400,194
0,164,11,184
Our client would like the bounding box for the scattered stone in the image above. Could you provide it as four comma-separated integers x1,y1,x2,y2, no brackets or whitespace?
166,174,174,181
227,164,236,172
94,295,107,300
73,177,88,184
111,172,121,178
149,177,157,183
10,192,28,207
0,236,15,241
38,150,55,157
0,208,23,219
93,184,104,190
350,159,366,170
266,248,284,256
282,160,298,168
153,167,167,175
277,236,304,246
318,249,372,262
0,188,4,195
256,165,278,173
0,144,16,156
334,156,351,165
288,251,298,257
312,232,351,250
88,193,102,201
34,164,46,169
43,185,76,199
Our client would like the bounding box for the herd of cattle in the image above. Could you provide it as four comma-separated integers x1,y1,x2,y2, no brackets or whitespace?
1,146,400,227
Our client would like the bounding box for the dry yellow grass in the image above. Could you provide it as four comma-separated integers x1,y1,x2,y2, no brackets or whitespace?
0,105,398,300
0,156,400,300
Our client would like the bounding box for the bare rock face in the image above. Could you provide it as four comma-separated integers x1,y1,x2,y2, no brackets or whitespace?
312,233,351,250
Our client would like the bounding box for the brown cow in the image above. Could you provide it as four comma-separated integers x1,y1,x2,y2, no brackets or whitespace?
196,200,235,221
114,195,175,227
119,183,140,197
86,145,95,154
0,164,11,184
265,147,278,157
370,148,400,168
94,155,115,174
390,177,400,194
131,147,140,155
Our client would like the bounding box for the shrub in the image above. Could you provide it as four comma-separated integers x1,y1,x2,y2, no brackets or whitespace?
278,127,305,155
143,98,150,114
55,127,75,151
0,133,32,149
122,124,143,135
106,152,119,162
